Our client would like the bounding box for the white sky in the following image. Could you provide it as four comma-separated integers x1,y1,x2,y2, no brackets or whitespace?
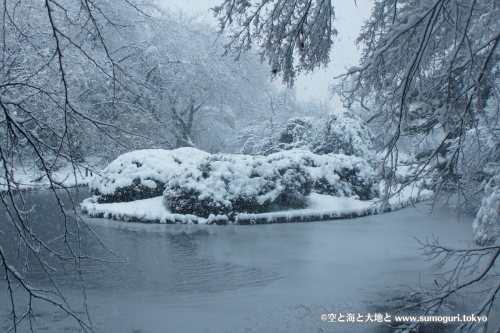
156,0,373,108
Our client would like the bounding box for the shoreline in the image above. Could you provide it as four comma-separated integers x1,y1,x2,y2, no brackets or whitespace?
80,188,433,225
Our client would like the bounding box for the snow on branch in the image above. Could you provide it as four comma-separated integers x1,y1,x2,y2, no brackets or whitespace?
213,0,336,85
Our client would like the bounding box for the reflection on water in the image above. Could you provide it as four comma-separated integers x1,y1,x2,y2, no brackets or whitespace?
1,190,280,295
0,189,477,333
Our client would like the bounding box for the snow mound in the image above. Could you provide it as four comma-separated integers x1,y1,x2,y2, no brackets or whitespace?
89,148,209,203
81,196,208,224
164,150,378,218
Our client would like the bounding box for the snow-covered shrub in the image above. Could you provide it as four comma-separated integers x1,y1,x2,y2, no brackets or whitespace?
313,168,377,200
164,150,378,218
239,117,321,156
164,152,314,217
90,148,209,203
274,117,323,152
241,113,376,163
312,112,375,160
473,171,500,245
295,151,379,200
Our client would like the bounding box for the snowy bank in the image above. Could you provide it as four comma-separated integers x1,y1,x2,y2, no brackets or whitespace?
0,161,98,192
81,186,433,225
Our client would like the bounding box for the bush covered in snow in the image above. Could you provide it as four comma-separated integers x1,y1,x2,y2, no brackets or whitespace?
312,112,375,160
241,113,376,163
473,171,500,245
164,153,314,217
297,151,379,200
90,148,209,203
164,150,378,218
272,117,324,152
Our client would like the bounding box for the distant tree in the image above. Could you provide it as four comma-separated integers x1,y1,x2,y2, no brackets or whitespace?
241,111,376,164
239,88,332,155
134,14,273,153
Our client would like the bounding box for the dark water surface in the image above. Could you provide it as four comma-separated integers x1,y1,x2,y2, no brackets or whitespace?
0,189,479,332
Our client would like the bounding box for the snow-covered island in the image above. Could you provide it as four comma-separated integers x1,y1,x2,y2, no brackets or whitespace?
80,146,432,225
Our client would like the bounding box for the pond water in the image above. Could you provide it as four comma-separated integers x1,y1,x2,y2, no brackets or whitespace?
0,189,479,333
